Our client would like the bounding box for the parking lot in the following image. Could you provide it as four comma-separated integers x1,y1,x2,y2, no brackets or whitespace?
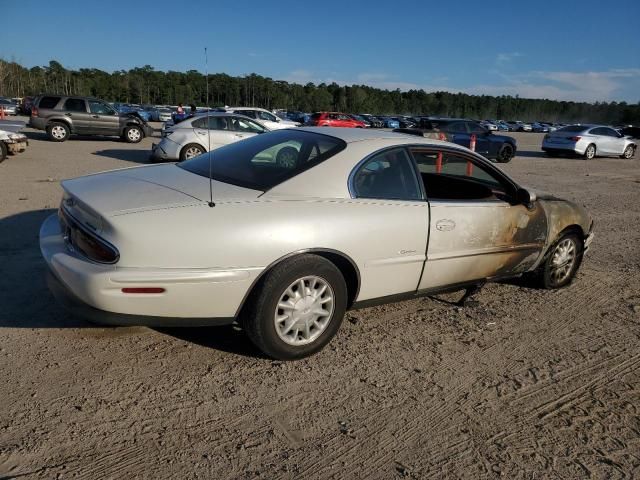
1,121,639,478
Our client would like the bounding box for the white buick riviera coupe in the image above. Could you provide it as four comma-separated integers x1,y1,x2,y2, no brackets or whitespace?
40,128,593,359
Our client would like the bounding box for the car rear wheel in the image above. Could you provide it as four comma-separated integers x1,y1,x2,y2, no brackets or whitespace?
621,145,635,159
584,144,596,160
534,232,583,289
123,126,143,143
496,144,514,163
47,122,70,142
180,143,205,161
242,254,347,360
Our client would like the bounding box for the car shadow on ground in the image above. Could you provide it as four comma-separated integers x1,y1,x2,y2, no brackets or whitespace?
0,208,263,357
155,326,267,359
516,150,548,159
92,149,151,164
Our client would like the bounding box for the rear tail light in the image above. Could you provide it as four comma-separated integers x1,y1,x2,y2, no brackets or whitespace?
569,136,582,141
31,106,38,117
59,207,119,264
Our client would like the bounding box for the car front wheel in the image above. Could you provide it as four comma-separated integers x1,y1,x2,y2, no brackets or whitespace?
123,126,143,143
242,254,347,360
535,232,583,289
621,145,635,159
496,144,514,163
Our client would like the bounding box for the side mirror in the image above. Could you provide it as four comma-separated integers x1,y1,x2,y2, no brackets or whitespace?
516,187,537,207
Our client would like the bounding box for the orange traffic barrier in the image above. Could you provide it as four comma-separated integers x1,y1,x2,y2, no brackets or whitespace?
466,134,476,176
436,152,443,173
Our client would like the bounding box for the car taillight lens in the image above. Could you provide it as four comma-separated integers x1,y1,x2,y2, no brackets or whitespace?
59,207,119,264
569,136,582,141
31,107,38,117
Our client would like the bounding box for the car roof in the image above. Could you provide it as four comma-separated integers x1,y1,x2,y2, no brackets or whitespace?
294,126,449,145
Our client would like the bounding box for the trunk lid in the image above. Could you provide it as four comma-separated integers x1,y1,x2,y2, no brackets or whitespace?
61,164,262,225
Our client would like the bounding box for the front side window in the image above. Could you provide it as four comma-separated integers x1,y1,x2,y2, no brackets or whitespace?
447,122,468,133
231,117,265,133
410,148,511,201
352,148,422,201
257,111,277,122
180,130,346,191
89,101,116,115
64,98,87,113
192,116,231,130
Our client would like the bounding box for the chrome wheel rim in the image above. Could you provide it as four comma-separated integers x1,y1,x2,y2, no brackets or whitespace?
185,146,203,159
550,238,576,284
624,147,633,159
51,125,66,139
586,146,595,159
127,128,141,141
274,275,335,346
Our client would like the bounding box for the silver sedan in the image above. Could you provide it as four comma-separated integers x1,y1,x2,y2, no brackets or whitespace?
542,124,636,159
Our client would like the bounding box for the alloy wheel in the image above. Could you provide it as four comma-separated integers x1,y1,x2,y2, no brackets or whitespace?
274,275,335,346
550,238,577,285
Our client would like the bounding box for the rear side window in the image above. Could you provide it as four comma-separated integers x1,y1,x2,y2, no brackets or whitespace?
64,98,87,113
180,130,346,191
192,116,232,130
38,96,61,109
352,148,421,201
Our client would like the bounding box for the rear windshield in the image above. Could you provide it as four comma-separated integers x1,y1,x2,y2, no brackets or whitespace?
179,129,346,191
558,125,587,132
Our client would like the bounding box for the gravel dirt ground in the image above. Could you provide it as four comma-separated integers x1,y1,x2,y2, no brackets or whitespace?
1,120,639,479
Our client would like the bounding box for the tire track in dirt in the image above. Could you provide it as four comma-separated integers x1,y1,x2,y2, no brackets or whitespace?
292,266,634,477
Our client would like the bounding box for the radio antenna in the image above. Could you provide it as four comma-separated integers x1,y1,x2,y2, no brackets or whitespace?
205,46,215,207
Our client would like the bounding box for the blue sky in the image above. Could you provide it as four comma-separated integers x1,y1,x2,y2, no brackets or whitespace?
2,0,639,103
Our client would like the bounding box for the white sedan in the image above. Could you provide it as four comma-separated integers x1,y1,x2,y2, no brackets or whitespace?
40,128,593,359
150,113,269,162
226,107,300,130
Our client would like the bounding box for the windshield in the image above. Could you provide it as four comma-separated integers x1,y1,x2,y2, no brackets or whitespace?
179,129,346,191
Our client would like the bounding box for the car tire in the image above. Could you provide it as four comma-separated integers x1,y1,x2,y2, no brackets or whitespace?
533,232,583,289
242,254,347,360
496,144,514,163
275,146,298,168
0,141,7,163
621,145,635,159
179,143,205,161
47,122,70,142
123,126,143,143
583,144,596,160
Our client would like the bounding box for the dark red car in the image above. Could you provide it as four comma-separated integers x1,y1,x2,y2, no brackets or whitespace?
308,112,365,128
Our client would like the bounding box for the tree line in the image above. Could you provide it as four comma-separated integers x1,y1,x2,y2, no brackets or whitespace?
1,59,638,125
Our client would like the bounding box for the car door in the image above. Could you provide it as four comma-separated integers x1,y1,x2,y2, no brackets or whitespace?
603,127,626,154
63,98,92,134
445,121,470,149
88,100,120,135
349,147,430,299
192,116,238,149
409,147,547,290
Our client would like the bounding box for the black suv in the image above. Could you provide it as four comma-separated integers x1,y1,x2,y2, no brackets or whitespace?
29,95,153,142
395,118,517,163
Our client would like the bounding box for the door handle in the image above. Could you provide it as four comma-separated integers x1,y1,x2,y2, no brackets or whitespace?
65,113,72,117
435,219,456,231
92,115,99,118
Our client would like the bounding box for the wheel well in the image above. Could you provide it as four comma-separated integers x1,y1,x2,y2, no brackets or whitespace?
236,250,361,318
47,119,71,130
559,224,585,239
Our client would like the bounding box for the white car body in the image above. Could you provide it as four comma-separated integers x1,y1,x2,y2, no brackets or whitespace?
150,113,269,162
40,128,593,358
226,107,300,130
542,124,636,158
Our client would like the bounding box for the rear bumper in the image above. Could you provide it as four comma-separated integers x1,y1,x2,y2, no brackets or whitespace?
40,213,257,326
